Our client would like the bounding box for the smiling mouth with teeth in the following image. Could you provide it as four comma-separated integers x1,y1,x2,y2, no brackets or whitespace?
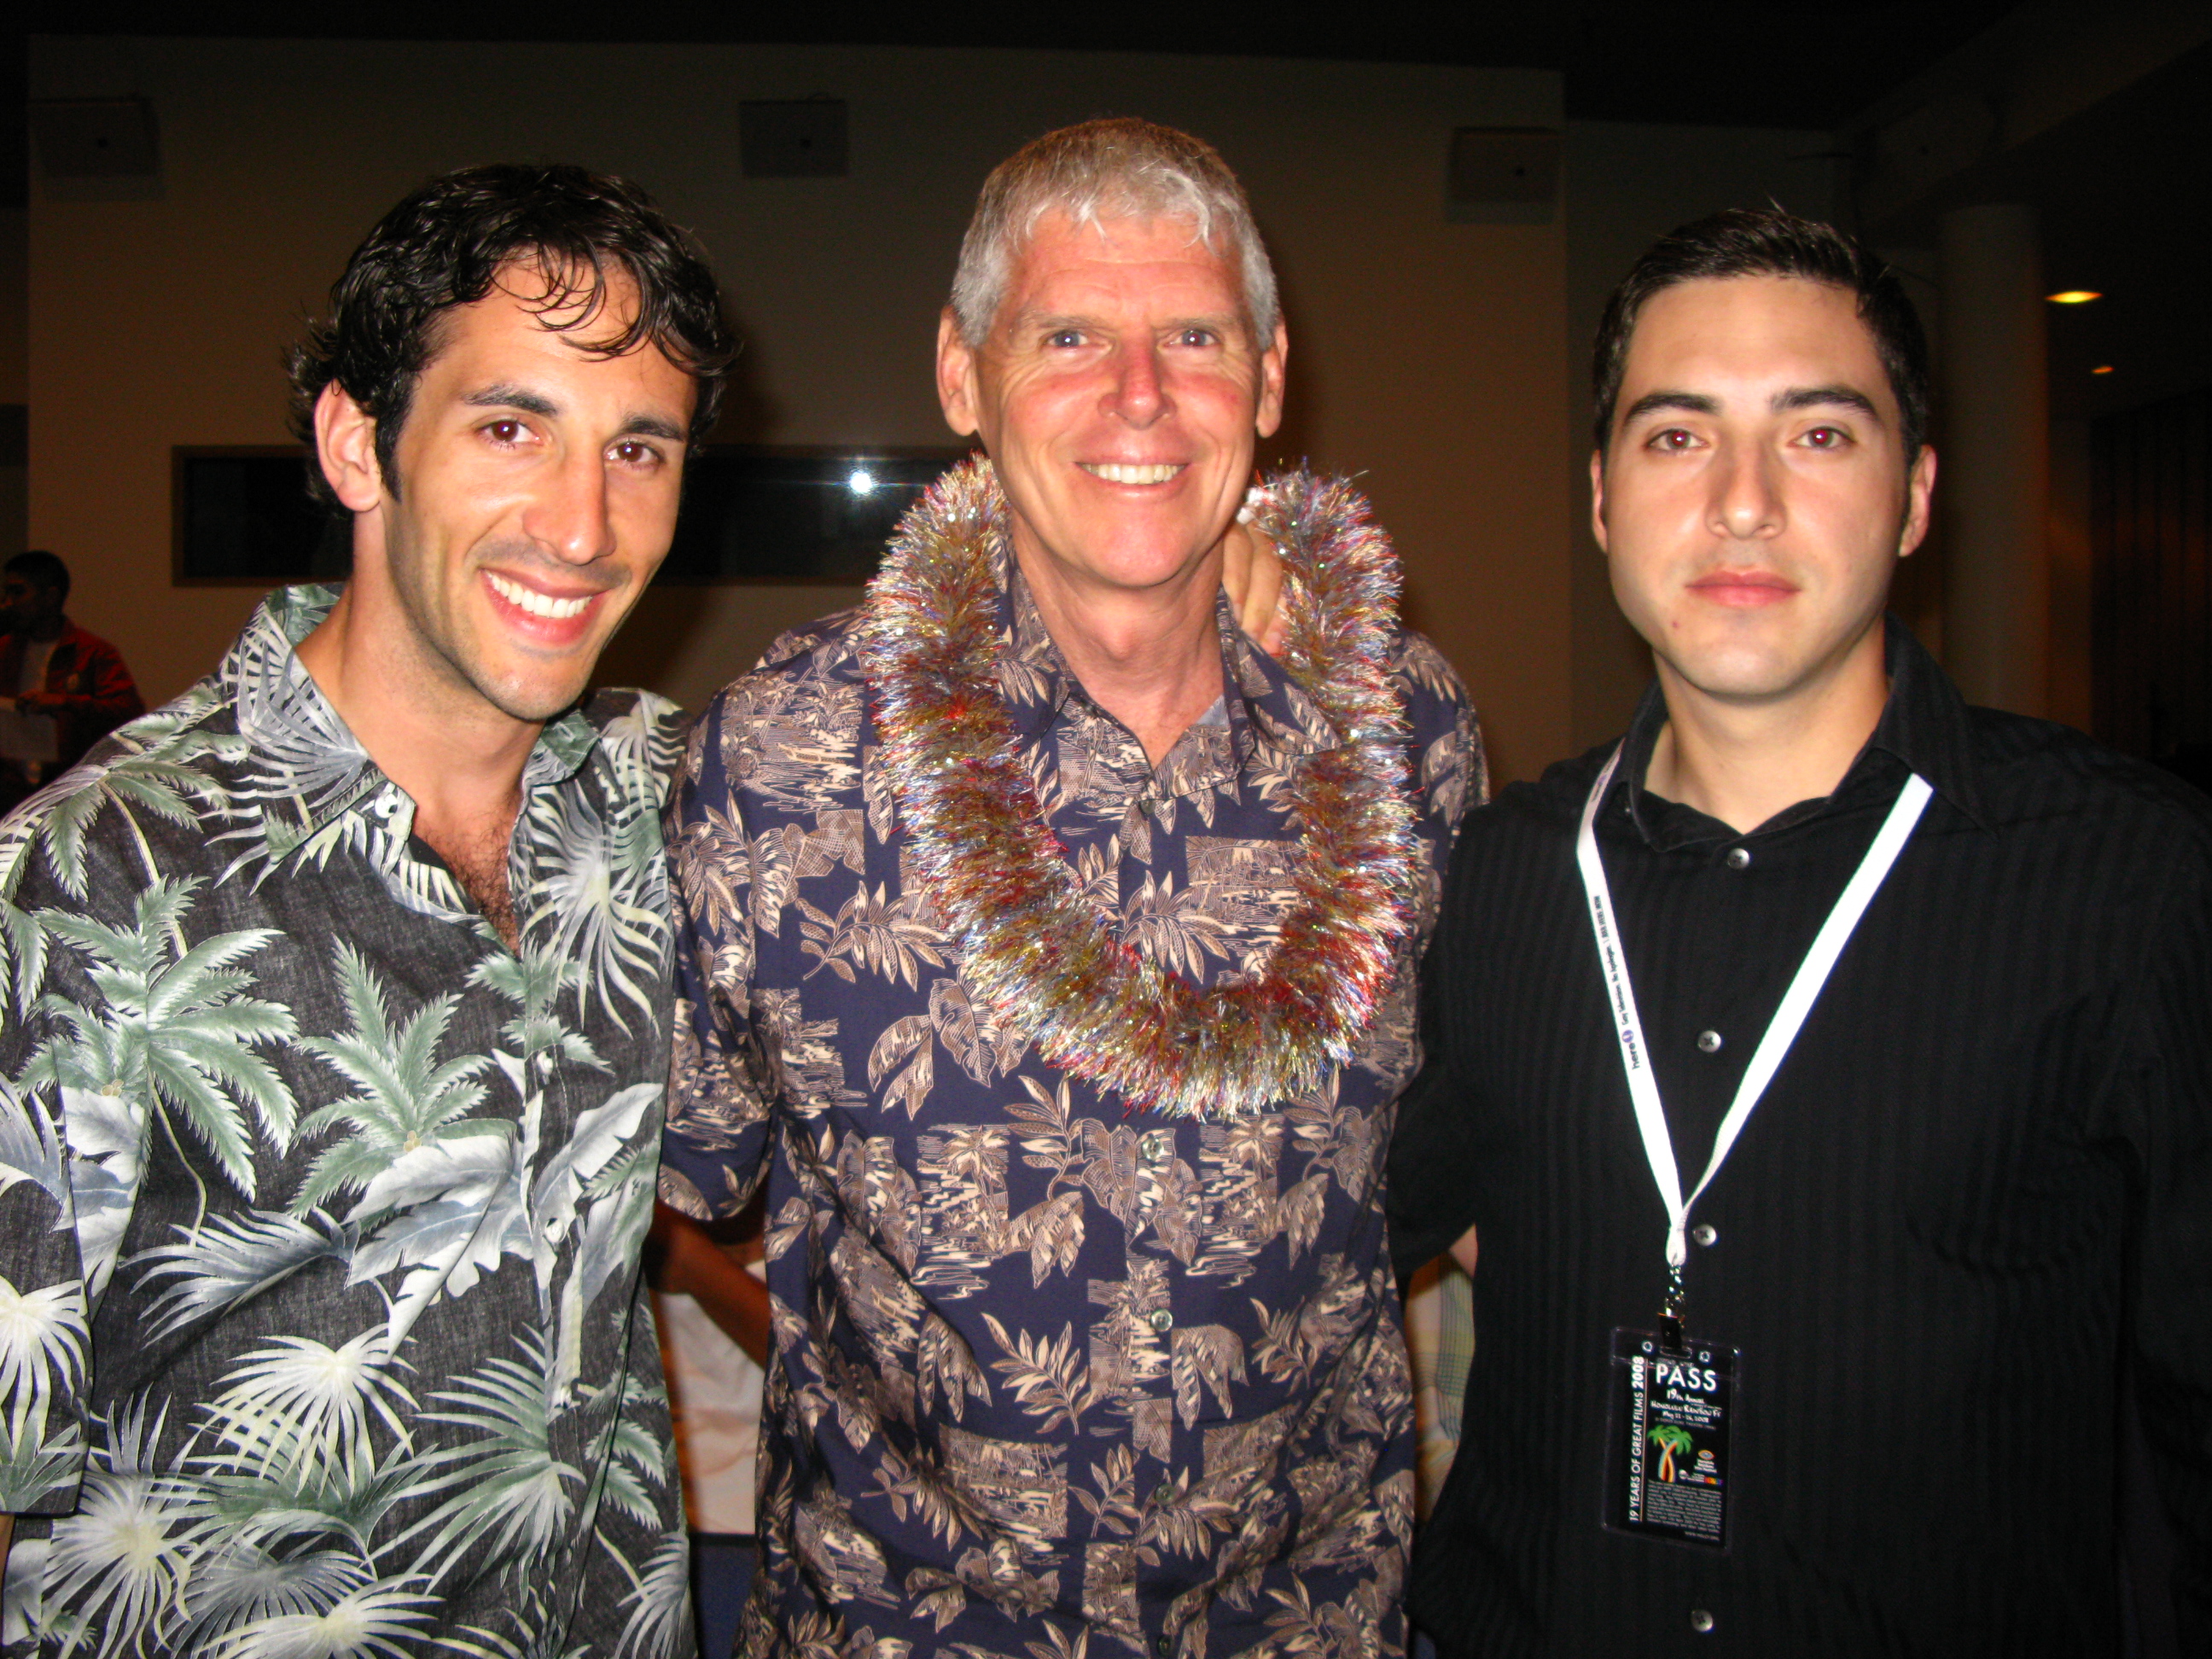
486,571,596,620
1081,462,1185,485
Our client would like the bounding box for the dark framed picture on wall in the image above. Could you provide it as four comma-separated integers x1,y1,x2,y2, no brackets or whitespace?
172,447,351,585
172,444,974,586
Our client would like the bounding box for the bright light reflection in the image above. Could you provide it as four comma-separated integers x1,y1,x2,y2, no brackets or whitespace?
847,469,877,495
2046,290,2103,305
2092,365,2115,375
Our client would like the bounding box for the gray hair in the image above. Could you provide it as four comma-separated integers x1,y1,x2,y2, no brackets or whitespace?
950,117,1280,347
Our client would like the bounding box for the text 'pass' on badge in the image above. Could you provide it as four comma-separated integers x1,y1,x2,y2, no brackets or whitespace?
1604,1327,1737,1551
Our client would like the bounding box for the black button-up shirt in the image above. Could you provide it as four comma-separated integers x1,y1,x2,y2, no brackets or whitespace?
1389,622,2212,1656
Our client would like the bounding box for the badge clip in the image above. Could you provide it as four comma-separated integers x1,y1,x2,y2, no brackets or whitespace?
1660,1263,1686,1354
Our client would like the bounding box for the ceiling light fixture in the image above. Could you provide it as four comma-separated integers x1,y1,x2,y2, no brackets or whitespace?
2092,365,2115,375
2046,290,2103,304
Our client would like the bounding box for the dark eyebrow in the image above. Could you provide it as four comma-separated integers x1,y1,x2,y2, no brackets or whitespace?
1773,385,1883,421
618,414,688,444
464,384,558,417
1622,387,1887,427
1621,391,1718,424
463,384,685,445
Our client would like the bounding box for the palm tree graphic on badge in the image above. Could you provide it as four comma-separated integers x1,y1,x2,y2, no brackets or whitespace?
1650,1424,1694,1483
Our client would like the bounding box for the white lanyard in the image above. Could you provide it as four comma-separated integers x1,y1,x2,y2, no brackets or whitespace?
1577,744,1932,1276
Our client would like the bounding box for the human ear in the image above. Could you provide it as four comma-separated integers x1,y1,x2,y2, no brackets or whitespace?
935,310,983,439
1254,322,1289,439
1588,450,1610,553
1897,445,1937,557
314,382,387,514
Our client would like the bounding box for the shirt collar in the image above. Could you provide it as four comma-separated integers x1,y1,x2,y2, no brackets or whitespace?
1861,617,1988,828
1614,614,1990,848
222,583,606,854
50,620,98,657
994,547,1336,763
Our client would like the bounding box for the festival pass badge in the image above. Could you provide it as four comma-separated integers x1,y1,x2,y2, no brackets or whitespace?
1604,1328,1738,1551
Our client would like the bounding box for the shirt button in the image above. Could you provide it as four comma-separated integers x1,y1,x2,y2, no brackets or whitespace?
1691,1224,1719,1248
1697,1029,1724,1053
1690,1608,1716,1634
1155,1639,1172,1659
1149,1309,1174,1333
1152,1481,1176,1505
1725,847,1751,870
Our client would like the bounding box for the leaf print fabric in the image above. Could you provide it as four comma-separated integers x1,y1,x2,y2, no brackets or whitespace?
661,550,1481,1657
0,586,692,1657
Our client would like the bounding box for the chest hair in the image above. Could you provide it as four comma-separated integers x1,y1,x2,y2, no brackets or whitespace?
427,823,519,952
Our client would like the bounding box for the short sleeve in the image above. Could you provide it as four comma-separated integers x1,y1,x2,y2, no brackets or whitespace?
659,692,775,1222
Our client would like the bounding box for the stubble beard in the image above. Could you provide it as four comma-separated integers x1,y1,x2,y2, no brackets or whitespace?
383,534,597,732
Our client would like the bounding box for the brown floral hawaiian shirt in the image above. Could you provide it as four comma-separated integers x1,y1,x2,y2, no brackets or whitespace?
660,512,1480,1659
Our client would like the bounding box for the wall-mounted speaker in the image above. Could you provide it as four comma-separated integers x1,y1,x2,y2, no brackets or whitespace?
1447,127,1560,224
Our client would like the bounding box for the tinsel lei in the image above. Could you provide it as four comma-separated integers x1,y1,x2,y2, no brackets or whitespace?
858,457,1418,1121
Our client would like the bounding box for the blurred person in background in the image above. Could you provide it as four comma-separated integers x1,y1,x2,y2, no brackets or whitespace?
0,550,143,814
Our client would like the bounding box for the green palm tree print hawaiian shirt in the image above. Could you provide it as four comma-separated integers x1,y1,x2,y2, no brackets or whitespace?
0,586,692,1658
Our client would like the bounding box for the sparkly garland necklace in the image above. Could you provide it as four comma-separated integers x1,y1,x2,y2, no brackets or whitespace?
859,458,1418,1121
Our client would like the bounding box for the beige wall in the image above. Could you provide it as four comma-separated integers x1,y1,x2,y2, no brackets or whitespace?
2,206,26,558
0,207,25,406
32,37,1575,780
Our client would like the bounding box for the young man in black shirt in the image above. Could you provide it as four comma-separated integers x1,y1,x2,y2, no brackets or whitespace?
1389,209,2212,1656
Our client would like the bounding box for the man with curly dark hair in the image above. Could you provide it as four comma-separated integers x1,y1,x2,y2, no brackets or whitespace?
0,163,731,1656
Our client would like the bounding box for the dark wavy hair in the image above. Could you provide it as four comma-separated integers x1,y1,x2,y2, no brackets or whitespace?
1592,207,1930,461
288,163,735,508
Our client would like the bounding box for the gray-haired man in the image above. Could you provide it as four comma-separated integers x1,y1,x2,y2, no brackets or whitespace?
660,119,1481,1655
